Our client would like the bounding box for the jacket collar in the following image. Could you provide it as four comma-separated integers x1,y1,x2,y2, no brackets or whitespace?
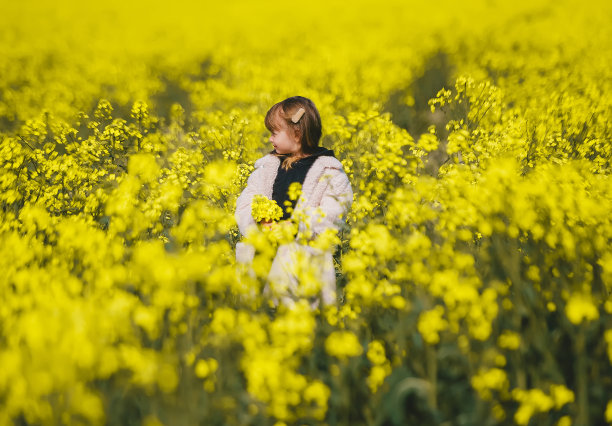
254,153,343,170
254,153,344,205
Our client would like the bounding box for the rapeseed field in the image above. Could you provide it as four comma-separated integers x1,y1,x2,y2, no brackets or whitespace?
1,0,611,424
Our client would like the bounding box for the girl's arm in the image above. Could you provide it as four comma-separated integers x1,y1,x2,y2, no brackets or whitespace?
309,170,353,237
235,166,264,237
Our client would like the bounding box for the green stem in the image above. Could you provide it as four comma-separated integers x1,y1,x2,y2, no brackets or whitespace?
574,328,588,426
426,344,438,410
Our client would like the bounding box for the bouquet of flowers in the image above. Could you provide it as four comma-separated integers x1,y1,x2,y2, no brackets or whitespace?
251,195,283,223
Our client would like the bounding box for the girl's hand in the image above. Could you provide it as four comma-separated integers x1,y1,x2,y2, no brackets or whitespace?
259,220,274,229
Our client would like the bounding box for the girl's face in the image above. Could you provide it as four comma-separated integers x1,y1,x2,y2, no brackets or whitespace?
269,119,300,155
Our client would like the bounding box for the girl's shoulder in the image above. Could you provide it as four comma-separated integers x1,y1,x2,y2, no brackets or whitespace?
311,155,344,171
305,156,350,190
253,152,345,173
254,153,280,169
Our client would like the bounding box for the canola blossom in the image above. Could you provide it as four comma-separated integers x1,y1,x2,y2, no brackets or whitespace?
251,195,284,223
1,0,612,424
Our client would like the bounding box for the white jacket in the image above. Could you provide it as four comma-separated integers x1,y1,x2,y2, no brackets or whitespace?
234,153,353,306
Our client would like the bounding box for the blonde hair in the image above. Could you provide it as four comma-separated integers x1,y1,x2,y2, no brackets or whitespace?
264,96,322,170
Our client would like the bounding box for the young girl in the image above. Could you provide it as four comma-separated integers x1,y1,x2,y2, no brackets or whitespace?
235,96,353,307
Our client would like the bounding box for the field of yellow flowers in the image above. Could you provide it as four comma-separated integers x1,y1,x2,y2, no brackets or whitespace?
1,0,612,424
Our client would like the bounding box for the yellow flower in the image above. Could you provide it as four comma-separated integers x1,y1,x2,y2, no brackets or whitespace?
303,380,330,420
251,195,283,222
565,292,599,325
512,388,555,425
128,153,159,182
498,331,521,350
210,308,237,335
549,384,574,409
605,400,612,423
287,182,302,201
367,364,392,393
195,358,219,379
325,331,363,360
366,340,387,365
556,416,571,426
471,368,508,400
417,306,448,345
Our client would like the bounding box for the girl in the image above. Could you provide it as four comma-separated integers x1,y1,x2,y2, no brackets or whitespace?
235,96,353,307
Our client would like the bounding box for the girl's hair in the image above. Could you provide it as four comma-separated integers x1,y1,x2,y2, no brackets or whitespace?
264,96,322,170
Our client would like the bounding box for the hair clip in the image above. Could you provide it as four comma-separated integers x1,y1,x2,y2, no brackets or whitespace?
291,107,305,123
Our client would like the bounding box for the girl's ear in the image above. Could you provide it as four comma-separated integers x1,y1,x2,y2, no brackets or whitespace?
292,127,301,143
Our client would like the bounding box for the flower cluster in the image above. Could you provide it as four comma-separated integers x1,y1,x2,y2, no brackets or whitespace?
251,195,283,223
1,0,611,425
